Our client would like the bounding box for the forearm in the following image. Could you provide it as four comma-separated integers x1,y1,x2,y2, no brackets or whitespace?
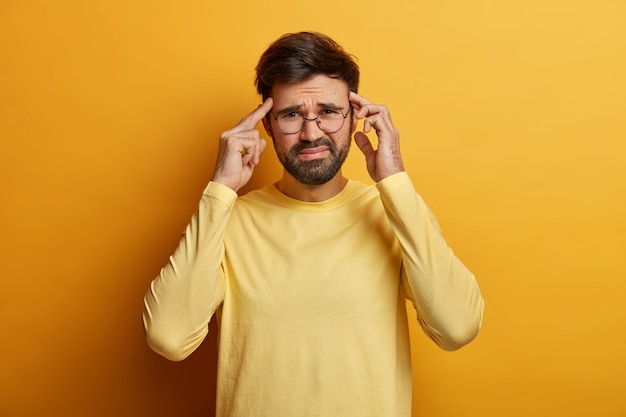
142,182,235,360
378,172,484,350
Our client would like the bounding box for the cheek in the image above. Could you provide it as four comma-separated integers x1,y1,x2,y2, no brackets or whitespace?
336,124,354,146
273,135,293,154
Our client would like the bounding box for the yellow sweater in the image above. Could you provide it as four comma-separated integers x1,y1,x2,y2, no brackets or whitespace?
143,172,484,417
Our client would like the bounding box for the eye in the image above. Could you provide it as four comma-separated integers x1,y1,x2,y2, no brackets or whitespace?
280,111,302,119
319,108,342,118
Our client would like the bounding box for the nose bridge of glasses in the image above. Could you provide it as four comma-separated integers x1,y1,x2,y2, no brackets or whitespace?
300,115,324,135
302,114,322,125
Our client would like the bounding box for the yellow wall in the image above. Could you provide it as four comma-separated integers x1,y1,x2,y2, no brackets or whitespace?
1,1,624,416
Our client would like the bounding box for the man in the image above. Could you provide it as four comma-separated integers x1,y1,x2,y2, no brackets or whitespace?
143,32,484,416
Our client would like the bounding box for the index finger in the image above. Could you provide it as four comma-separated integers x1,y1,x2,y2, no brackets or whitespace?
238,97,274,130
349,91,372,111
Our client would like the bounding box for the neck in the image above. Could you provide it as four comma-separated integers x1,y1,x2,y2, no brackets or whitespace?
275,171,348,202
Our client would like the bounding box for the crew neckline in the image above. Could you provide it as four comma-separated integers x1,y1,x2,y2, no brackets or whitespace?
265,180,361,212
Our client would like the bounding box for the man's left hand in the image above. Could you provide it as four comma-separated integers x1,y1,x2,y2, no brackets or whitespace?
350,92,404,182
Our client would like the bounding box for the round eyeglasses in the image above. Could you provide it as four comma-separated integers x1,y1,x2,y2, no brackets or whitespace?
271,106,351,135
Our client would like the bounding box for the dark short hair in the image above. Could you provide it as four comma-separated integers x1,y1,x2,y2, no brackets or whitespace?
255,32,360,101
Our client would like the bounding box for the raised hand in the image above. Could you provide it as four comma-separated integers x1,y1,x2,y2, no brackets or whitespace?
350,92,404,182
211,98,273,192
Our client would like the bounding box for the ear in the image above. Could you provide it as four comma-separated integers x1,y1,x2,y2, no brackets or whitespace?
350,111,358,133
262,117,274,138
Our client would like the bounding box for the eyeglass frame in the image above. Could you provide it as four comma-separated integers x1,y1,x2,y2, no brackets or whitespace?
269,105,353,135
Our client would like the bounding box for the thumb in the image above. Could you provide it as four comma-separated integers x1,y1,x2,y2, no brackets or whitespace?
354,132,375,159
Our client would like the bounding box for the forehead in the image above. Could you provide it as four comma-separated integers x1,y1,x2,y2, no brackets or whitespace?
271,74,349,109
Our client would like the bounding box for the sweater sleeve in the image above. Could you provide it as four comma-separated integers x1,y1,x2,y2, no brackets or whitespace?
142,181,235,361
377,172,484,351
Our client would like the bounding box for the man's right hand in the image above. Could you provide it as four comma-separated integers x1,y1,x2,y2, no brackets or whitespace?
211,98,273,192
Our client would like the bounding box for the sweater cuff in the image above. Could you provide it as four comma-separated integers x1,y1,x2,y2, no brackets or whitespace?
202,181,238,206
376,171,414,195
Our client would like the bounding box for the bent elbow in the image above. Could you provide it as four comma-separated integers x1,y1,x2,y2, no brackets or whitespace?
145,330,194,362
423,301,484,351
142,312,204,362
437,321,482,351
440,290,485,351
442,304,484,351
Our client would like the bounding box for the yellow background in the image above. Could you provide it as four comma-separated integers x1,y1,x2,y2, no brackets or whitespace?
1,1,625,416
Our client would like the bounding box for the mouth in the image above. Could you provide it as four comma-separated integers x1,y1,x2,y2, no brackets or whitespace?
297,146,331,160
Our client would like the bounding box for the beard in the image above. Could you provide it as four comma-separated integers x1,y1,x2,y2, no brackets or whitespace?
276,136,350,186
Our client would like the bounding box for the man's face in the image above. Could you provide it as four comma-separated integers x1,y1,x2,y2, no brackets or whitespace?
265,74,356,186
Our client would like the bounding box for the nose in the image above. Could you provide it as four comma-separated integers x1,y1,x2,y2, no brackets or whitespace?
299,117,324,142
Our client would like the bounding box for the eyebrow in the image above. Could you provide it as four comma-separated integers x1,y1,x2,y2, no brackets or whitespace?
275,102,347,115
